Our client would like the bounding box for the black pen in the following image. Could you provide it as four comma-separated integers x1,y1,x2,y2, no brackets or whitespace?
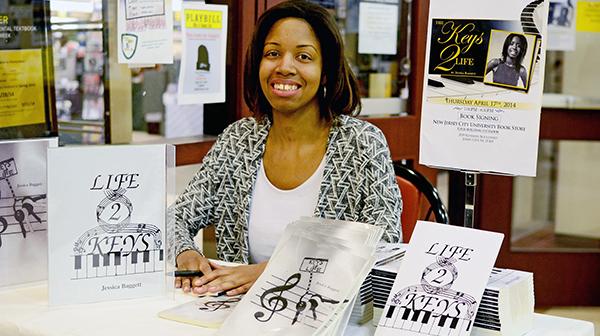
171,270,204,277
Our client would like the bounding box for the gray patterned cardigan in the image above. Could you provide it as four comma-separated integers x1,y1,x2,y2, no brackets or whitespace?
172,115,402,264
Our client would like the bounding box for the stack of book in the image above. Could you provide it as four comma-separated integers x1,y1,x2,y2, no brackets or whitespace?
349,274,374,324
371,262,535,336
473,268,535,336
371,257,405,324
350,243,406,325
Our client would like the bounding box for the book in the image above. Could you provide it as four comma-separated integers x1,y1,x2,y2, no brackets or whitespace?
371,260,535,336
375,221,503,336
217,217,384,336
47,144,175,305
0,137,57,287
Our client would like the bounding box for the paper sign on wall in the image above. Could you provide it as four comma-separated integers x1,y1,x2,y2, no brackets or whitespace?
358,1,399,55
48,144,174,305
419,0,549,176
547,0,576,50
177,3,228,105
117,0,173,64
375,221,504,336
0,49,46,128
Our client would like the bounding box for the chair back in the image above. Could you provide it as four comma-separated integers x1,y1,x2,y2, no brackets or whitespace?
394,164,448,243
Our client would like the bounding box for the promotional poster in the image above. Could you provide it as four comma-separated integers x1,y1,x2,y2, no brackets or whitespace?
419,0,549,176
177,3,227,105
47,145,174,305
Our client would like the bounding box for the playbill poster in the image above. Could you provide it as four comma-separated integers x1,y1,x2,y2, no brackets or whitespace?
47,144,175,305
419,0,549,176
375,221,504,336
178,2,227,105
0,138,57,287
117,0,173,64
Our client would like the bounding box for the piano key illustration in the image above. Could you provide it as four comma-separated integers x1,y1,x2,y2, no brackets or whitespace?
381,305,473,335
72,248,164,279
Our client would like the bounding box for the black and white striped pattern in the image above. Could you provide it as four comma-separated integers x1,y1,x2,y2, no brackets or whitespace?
171,115,402,263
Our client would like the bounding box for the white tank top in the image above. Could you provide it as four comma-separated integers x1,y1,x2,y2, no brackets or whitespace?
248,157,325,263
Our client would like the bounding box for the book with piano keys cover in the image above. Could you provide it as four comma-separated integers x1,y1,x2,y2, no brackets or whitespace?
0,137,57,287
47,144,175,305
419,0,549,177
375,221,503,336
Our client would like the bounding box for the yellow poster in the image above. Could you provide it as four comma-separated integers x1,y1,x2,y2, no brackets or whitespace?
577,1,600,32
0,49,46,128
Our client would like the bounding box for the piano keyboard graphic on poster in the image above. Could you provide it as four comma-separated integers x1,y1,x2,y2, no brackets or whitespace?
48,145,172,305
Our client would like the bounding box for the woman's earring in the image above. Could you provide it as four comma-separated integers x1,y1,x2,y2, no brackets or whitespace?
323,86,327,99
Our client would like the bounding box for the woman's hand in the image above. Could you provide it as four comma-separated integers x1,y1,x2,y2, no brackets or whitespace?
175,249,212,294
196,261,268,296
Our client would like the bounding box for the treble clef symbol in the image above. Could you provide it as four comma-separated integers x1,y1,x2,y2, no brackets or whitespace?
254,273,301,322
198,297,241,312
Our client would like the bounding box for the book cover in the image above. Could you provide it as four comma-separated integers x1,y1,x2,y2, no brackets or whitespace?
0,137,57,287
375,221,503,336
48,144,174,305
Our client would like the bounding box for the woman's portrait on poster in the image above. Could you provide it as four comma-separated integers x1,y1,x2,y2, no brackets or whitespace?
485,32,531,89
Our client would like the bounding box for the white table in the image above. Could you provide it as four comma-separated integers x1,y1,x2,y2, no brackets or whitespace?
0,283,211,336
0,283,595,336
345,314,596,336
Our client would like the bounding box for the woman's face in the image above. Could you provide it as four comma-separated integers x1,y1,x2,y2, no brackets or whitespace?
507,36,523,58
259,18,323,117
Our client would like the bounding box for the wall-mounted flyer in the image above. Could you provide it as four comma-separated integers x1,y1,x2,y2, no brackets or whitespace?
0,138,57,287
419,0,549,176
375,221,504,336
117,0,173,64
48,144,175,305
358,1,399,55
177,3,227,105
0,49,47,128
547,0,576,50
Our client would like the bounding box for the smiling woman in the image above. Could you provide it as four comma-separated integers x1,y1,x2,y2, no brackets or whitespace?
259,17,323,118
485,32,529,88
171,0,402,297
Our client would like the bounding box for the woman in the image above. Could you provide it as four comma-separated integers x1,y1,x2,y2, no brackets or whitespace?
485,33,528,88
172,0,402,296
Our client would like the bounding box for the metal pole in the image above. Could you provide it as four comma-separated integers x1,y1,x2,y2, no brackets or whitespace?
464,172,478,228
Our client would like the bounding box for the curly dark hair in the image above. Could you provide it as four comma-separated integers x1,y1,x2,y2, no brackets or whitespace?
243,0,361,121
